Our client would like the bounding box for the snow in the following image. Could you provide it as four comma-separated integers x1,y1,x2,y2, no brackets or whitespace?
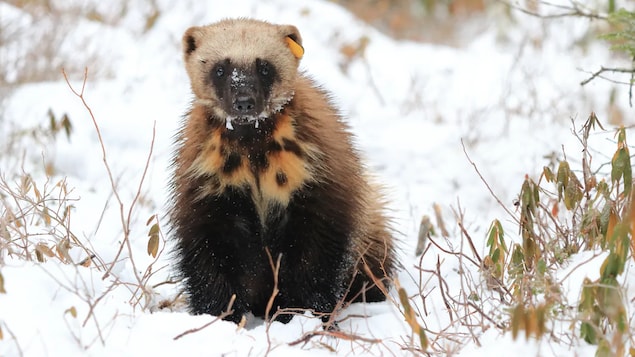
231,68,248,87
226,116,235,130
1,0,635,356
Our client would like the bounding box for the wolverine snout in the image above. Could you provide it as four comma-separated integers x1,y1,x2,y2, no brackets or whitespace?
228,72,264,117
232,90,258,115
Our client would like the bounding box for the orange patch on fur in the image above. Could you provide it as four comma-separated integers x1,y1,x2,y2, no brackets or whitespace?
261,150,308,205
273,114,295,143
188,114,315,222
224,160,252,188
191,130,253,192
197,131,223,174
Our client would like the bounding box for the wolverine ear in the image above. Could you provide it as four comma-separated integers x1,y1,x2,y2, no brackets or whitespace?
280,25,304,59
183,26,201,57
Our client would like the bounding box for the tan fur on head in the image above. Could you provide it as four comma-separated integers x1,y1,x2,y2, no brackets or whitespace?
182,19,303,118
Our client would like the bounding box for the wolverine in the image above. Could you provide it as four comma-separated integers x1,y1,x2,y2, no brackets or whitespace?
170,18,396,324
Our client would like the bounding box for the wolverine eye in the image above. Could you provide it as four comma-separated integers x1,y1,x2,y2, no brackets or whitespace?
213,59,230,79
258,61,270,77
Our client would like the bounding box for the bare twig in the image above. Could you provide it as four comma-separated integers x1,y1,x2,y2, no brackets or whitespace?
580,66,635,86
461,139,520,224
62,68,126,276
557,251,604,284
288,329,382,347
173,294,236,340
62,67,162,315
426,234,480,268
264,248,282,323
1,322,24,357
497,0,606,20
264,248,282,356
39,265,107,345
436,257,453,323
581,65,635,107
457,219,482,265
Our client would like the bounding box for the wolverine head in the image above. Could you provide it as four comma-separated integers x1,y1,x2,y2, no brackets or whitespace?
182,19,304,129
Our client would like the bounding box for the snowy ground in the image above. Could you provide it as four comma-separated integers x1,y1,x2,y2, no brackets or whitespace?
1,0,634,356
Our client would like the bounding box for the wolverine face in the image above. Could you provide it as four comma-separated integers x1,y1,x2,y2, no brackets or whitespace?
182,19,303,129
208,57,277,125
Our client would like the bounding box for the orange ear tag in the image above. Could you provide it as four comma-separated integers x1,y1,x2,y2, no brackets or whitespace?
285,37,304,59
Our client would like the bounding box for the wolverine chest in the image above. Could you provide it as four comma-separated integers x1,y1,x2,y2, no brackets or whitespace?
188,113,317,224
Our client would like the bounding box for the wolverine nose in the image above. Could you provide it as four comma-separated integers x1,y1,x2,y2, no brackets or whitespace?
232,94,256,114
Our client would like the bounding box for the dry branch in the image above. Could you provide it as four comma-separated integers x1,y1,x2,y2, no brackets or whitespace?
173,294,237,340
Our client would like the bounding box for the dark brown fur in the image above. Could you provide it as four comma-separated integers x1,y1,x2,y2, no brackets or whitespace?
170,18,396,324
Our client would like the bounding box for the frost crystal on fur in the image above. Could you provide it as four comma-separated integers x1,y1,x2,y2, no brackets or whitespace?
230,68,247,88
225,116,234,130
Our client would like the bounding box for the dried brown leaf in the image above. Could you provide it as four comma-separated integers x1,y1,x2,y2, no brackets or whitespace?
36,243,55,258
396,280,428,349
35,249,44,262
42,206,52,226
33,184,42,202
147,232,159,258
0,272,6,294
56,239,72,263
415,215,432,256
148,223,160,237
66,306,77,318
433,203,449,237
78,256,92,267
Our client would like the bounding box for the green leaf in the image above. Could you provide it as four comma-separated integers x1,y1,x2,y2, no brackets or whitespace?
599,204,611,237
617,306,628,333
563,171,582,211
597,339,612,356
61,113,73,140
537,259,546,275
557,161,571,199
492,247,500,263
611,149,628,183
521,178,537,219
511,244,524,266
578,278,595,313
487,225,496,246
601,255,620,278
486,219,506,252
580,321,598,345
543,166,555,182
47,108,57,133
623,157,632,196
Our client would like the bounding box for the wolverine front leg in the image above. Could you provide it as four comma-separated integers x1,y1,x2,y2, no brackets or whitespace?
182,265,246,323
175,192,266,322
271,239,351,323
273,256,347,324
178,236,259,323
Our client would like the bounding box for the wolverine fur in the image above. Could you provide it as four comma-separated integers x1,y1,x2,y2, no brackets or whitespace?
169,18,396,324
